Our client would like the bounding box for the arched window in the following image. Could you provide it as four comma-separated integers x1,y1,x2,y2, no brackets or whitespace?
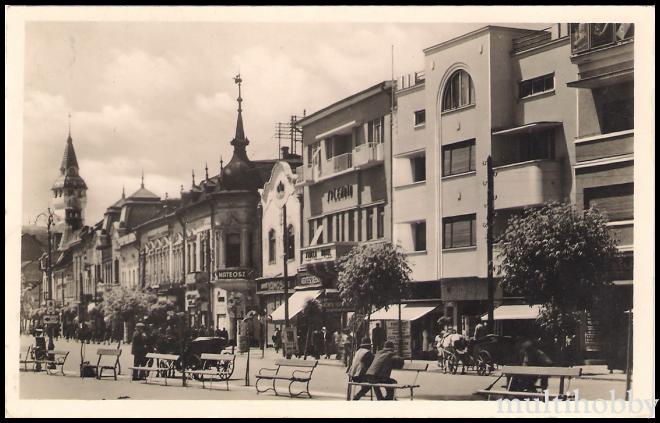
268,229,276,263
286,225,295,261
442,70,475,111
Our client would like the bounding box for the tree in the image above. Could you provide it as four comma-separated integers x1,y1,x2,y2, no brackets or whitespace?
99,285,156,342
497,202,619,361
300,298,323,359
337,243,411,354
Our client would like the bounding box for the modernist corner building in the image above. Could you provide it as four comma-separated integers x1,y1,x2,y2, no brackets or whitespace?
393,23,634,363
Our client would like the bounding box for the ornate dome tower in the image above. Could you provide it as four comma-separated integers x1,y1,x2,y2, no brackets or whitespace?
51,120,87,232
220,74,263,191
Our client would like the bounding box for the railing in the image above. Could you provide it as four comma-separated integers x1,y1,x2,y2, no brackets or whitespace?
570,23,634,55
326,152,353,175
353,142,383,167
398,71,425,91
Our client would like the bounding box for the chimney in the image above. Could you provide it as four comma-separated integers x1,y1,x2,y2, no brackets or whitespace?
281,146,290,159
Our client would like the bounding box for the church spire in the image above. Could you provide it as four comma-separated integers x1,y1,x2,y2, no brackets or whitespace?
141,169,145,188
231,74,248,152
68,112,72,142
192,169,196,187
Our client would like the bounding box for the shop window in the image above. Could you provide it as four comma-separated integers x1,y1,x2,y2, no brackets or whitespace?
225,233,241,268
442,70,475,111
519,73,554,99
443,214,477,249
442,139,476,176
584,183,634,222
286,225,295,261
414,110,426,126
268,229,276,263
413,221,426,251
411,155,426,182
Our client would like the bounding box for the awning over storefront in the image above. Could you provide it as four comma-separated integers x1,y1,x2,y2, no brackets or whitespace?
270,290,323,323
492,121,563,136
369,303,440,321
481,304,543,321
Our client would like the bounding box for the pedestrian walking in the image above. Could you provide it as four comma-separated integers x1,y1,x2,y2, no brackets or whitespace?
312,329,324,359
364,340,405,400
333,330,342,360
342,330,353,368
371,323,385,352
272,328,282,353
131,323,149,380
348,337,375,400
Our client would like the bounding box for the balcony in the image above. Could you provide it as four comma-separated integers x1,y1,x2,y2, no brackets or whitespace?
300,241,357,267
575,130,634,163
326,152,352,175
570,23,634,57
353,143,384,169
494,159,562,209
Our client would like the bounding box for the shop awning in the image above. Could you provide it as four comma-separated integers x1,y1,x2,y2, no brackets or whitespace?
481,304,543,321
270,290,323,323
492,121,563,136
369,303,440,321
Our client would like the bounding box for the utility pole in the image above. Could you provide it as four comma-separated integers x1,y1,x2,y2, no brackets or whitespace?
485,156,495,329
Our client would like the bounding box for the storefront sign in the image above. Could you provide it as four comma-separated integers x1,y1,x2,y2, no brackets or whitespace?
214,269,255,280
326,185,354,202
584,312,602,352
385,320,412,358
299,274,322,287
257,278,296,292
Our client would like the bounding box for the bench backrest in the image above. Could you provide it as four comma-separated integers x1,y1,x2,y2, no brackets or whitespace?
502,366,582,377
49,350,69,357
200,353,236,361
274,358,318,368
400,362,429,372
146,353,180,361
96,348,122,367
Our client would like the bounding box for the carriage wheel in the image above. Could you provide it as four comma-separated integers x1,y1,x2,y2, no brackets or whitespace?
216,359,235,381
447,354,459,375
476,351,493,376
185,354,202,380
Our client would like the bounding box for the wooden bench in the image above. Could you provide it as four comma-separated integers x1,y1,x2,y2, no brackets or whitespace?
35,350,70,376
346,362,429,401
80,348,122,380
255,359,318,398
19,346,35,372
476,365,582,401
186,353,236,391
128,353,180,386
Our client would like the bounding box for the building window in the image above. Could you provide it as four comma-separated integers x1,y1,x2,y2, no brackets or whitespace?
593,82,634,134
411,155,426,182
570,23,634,54
519,73,555,99
584,183,634,222
268,229,276,264
366,208,374,240
413,221,426,252
286,225,295,261
368,117,385,144
225,233,241,268
327,216,334,243
442,139,476,176
519,130,555,162
348,210,355,241
443,214,477,249
442,70,475,111
377,205,385,239
414,110,426,126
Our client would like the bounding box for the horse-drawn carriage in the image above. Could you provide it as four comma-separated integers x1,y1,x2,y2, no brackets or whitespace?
438,334,522,375
155,335,234,381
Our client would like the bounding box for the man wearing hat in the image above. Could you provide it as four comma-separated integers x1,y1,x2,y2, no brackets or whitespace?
131,323,148,380
347,337,375,400
364,340,405,400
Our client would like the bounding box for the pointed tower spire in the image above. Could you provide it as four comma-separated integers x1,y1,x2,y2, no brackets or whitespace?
192,169,196,187
231,74,248,151
141,169,145,188
205,162,209,180
220,155,224,172
122,185,126,199
68,112,72,142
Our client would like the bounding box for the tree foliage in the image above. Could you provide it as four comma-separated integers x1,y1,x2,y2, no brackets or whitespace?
146,299,179,328
497,202,619,353
99,285,157,323
337,242,412,317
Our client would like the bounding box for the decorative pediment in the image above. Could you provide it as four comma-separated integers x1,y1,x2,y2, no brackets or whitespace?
261,161,298,207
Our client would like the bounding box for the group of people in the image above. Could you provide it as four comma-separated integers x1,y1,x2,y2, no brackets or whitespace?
271,327,355,364
348,338,405,400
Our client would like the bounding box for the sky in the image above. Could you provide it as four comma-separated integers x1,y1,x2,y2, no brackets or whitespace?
22,20,547,226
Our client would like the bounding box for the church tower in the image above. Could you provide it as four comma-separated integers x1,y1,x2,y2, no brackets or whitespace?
51,121,87,233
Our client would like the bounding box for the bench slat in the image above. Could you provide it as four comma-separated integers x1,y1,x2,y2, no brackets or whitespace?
274,359,318,368
476,389,573,399
96,349,122,356
201,353,235,360
146,353,180,360
400,363,429,372
349,382,420,389
501,366,582,377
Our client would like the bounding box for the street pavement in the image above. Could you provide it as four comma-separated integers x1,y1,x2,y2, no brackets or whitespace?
19,335,627,401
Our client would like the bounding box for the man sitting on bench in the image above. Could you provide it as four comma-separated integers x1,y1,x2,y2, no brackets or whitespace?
348,337,375,400
364,340,405,400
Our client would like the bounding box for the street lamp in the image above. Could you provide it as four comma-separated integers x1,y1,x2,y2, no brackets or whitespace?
34,209,56,353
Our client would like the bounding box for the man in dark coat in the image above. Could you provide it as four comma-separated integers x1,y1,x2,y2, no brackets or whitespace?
371,323,385,352
131,323,149,380
348,337,375,400
365,340,405,400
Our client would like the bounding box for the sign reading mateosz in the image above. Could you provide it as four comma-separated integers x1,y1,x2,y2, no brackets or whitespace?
213,269,256,280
